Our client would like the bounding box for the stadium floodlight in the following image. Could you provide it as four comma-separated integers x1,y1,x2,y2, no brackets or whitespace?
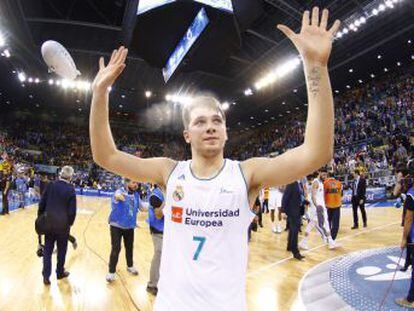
221,102,230,111
254,57,301,90
244,88,253,96
3,49,10,58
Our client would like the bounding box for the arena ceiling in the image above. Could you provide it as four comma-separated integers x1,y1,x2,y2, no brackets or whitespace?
0,0,413,132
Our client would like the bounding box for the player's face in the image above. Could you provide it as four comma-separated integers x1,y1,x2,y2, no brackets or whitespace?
184,106,227,156
320,172,327,181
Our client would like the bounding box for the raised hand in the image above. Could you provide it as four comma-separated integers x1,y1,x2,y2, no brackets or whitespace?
92,46,128,93
277,7,340,66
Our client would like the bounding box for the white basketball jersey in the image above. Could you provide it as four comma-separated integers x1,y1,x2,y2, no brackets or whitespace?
154,159,255,311
312,178,325,207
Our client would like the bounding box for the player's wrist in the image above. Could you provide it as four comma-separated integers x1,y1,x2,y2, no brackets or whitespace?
303,59,328,69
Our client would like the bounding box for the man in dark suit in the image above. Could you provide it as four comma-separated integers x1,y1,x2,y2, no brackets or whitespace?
38,166,77,285
0,169,11,215
351,170,367,229
282,181,305,260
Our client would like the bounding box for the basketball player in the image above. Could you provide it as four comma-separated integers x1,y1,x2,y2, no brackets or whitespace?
299,170,336,250
269,187,283,233
89,7,340,310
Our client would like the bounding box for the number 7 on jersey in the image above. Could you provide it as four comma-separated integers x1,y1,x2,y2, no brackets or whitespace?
192,236,206,260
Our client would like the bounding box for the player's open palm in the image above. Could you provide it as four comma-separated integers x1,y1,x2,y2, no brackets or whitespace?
92,46,128,93
277,7,340,66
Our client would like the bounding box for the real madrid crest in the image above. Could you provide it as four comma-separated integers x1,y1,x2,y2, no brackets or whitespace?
173,185,184,202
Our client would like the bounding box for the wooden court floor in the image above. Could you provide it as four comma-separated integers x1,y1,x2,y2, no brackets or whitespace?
0,196,403,311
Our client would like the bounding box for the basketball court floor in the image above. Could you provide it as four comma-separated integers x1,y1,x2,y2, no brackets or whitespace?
0,196,405,311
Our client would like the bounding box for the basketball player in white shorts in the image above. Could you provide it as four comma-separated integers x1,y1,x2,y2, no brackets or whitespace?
300,171,336,250
269,187,283,233
89,7,340,311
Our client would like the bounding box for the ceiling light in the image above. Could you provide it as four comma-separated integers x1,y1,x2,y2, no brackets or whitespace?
221,102,230,111
377,54,382,59
244,88,253,96
397,62,401,66
349,68,353,73
18,72,26,82
145,91,152,98
384,68,388,72
346,85,351,89
372,8,378,15
370,73,375,78
48,79,54,85
3,49,10,58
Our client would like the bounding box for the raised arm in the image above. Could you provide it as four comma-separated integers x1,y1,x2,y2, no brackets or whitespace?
241,7,340,196
89,47,176,187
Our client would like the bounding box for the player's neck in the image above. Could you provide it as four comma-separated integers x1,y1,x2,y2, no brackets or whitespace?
190,154,225,179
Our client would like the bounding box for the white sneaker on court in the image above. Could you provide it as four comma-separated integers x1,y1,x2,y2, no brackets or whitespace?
106,273,116,283
328,239,336,250
299,240,309,250
276,224,282,234
127,267,139,275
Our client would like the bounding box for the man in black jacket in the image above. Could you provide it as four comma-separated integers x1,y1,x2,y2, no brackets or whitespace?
0,169,11,215
38,166,77,285
351,170,367,229
282,181,305,260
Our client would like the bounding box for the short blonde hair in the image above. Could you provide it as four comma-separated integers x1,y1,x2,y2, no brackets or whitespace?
182,95,226,129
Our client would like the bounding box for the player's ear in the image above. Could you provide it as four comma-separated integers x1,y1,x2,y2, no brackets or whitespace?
183,129,191,144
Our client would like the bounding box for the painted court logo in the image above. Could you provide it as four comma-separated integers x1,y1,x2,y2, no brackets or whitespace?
171,206,183,223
